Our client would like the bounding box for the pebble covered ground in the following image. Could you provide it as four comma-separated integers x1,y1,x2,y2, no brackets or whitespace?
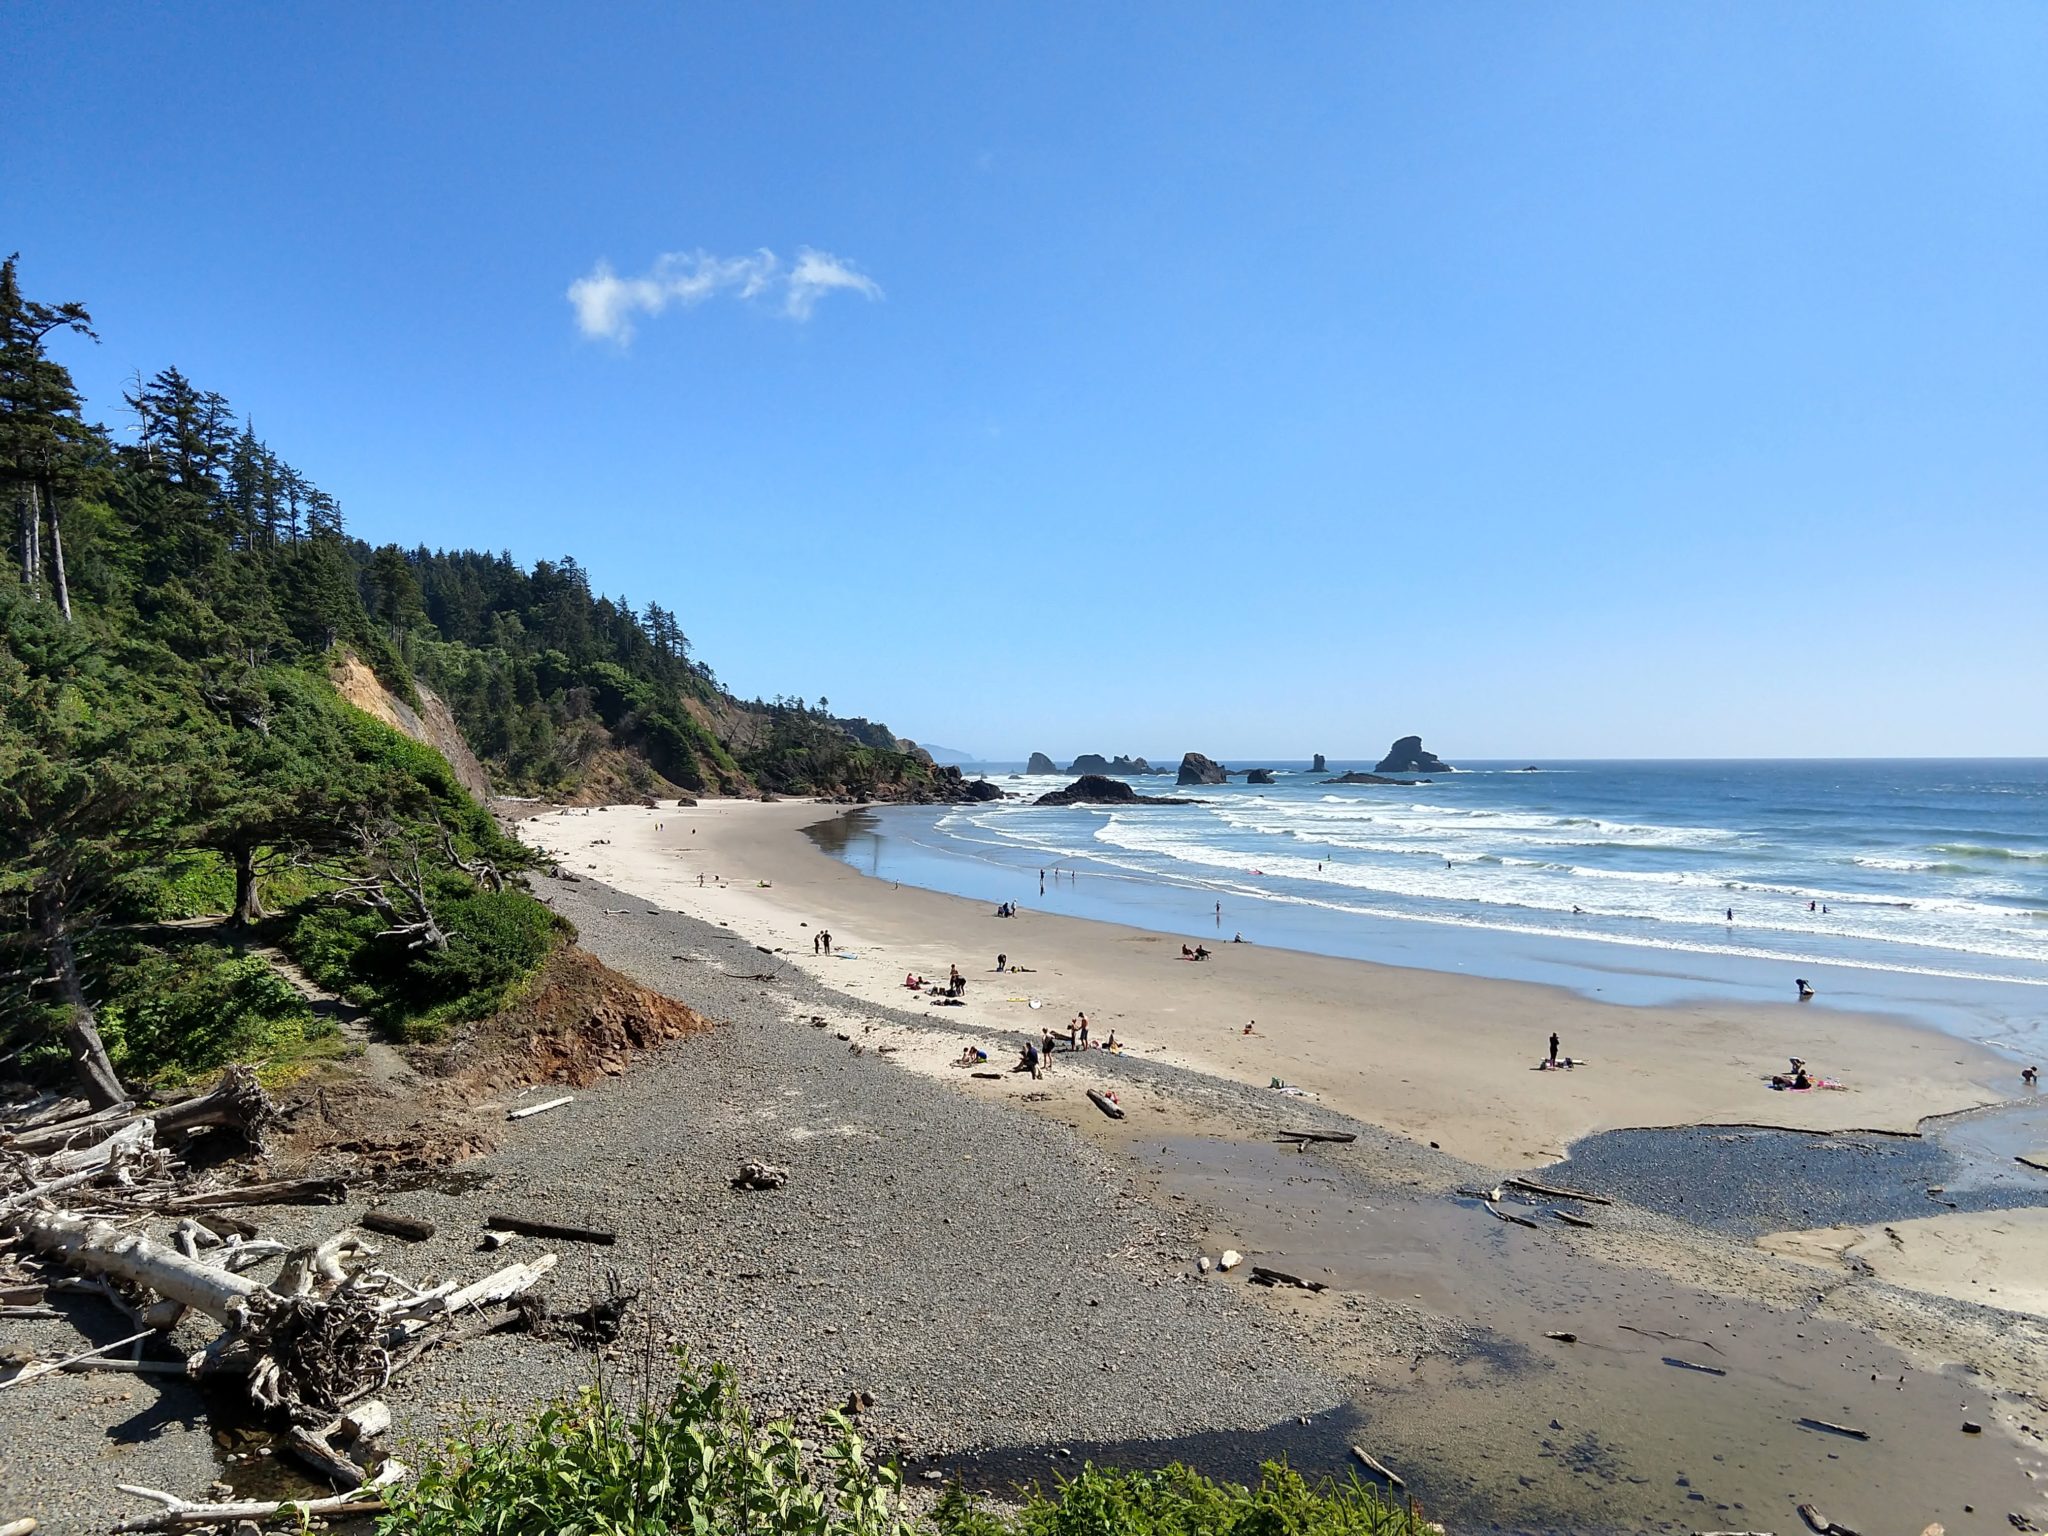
1551,1122,2048,1237
0,874,1356,1535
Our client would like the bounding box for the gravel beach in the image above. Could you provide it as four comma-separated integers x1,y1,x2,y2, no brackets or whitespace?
0,874,1348,1534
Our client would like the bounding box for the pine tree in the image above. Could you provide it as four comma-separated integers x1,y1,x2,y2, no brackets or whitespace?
0,254,98,620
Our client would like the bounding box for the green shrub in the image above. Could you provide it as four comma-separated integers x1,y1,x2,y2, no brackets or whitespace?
97,946,332,1086
410,888,563,1021
384,1355,912,1536
284,886,562,1039
137,851,236,920
386,1354,1431,1536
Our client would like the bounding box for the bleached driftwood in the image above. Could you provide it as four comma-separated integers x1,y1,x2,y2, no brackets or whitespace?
508,1094,572,1120
5,1067,276,1156
111,1459,407,1532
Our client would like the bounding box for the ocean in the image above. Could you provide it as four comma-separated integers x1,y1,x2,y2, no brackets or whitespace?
814,759,2048,1057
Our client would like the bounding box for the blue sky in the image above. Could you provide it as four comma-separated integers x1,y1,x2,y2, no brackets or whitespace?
7,3,2045,759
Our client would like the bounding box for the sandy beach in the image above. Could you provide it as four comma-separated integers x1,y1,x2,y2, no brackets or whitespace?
520,798,2014,1169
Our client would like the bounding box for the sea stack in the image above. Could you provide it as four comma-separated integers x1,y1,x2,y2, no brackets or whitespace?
1068,754,1156,776
1026,751,1058,774
1177,752,1229,786
1034,775,1195,807
1312,753,1327,773
1245,768,1276,785
1374,735,1453,774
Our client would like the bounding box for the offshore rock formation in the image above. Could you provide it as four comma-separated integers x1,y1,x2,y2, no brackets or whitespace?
1177,752,1230,786
1068,753,1158,776
1034,775,1195,807
1312,753,1327,774
1244,768,1276,785
1026,751,1058,774
1322,771,1416,786
1373,735,1453,775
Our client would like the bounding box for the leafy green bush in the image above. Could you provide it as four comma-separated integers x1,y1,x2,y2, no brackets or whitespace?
385,1356,912,1536
285,885,562,1038
967,1462,1426,1536
411,887,563,1020
386,1353,1431,1536
137,851,236,920
97,946,331,1086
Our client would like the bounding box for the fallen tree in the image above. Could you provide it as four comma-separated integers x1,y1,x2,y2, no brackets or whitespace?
0,1062,560,1509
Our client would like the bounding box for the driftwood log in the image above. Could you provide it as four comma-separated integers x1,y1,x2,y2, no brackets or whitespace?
112,1459,407,1532
1349,1443,1405,1489
1503,1176,1611,1206
485,1212,617,1244
1,1065,558,1505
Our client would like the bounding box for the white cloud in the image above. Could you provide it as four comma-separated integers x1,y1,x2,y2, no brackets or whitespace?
567,247,881,342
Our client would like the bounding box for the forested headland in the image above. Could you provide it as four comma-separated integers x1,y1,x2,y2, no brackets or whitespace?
0,254,981,1104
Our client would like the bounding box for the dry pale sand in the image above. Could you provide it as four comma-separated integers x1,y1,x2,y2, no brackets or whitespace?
1759,1207,2048,1320
519,798,2012,1169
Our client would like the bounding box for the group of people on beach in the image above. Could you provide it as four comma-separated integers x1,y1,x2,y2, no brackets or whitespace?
810,929,833,955
1011,1012,1119,1078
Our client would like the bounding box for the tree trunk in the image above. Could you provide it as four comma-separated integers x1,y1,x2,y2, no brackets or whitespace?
16,481,39,594
40,893,127,1109
47,483,72,621
230,844,266,926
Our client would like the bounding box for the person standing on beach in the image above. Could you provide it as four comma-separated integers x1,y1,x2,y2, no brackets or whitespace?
1725,907,1734,922
1548,1032,1559,1065
822,930,833,954
996,953,1007,973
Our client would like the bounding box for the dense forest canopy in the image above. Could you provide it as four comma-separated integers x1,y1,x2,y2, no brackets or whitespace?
0,253,979,1103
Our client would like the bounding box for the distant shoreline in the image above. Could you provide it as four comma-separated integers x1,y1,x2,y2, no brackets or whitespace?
824,759,2048,1063
519,797,2015,1169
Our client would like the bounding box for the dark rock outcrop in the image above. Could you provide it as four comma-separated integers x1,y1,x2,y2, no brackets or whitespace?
1244,768,1276,785
893,766,1006,804
1322,772,1417,786
1068,754,1157,776
1373,735,1454,775
1026,752,1058,774
1312,753,1326,773
1514,765,1541,773
1034,775,1195,807
1177,752,1229,786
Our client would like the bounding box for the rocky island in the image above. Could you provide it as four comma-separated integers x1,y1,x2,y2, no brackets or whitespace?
1374,735,1454,774
1067,753,1159,775
1244,768,1276,785
1177,751,1230,785
1322,771,1420,786
1033,774,1196,807
1026,751,1058,774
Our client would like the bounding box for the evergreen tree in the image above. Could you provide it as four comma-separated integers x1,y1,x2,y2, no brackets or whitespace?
0,254,98,619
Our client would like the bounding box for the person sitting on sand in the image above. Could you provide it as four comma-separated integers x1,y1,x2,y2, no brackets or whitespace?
1104,1030,1120,1051
904,973,923,989
1194,945,1210,961
1182,944,1196,959
1243,1020,1260,1036
957,1045,987,1067
1232,932,1244,943
1015,1040,1041,1078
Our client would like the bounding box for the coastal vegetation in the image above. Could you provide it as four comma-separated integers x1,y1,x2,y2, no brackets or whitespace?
0,253,955,1099
385,1353,1431,1536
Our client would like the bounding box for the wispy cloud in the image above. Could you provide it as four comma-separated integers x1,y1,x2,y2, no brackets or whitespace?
567,247,881,342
